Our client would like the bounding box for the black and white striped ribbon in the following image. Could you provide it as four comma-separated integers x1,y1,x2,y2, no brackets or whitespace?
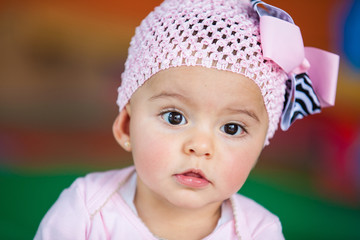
280,73,321,130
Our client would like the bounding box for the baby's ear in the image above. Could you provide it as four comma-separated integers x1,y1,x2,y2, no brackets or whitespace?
113,104,131,151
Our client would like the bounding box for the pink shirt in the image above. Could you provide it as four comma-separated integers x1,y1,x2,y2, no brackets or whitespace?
35,166,285,240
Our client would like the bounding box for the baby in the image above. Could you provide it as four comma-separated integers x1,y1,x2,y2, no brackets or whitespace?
35,0,339,239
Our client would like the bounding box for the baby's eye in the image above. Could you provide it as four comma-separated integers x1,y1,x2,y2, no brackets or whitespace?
220,123,245,136
161,111,187,125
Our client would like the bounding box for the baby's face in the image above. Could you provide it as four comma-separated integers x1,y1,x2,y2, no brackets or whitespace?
128,66,268,209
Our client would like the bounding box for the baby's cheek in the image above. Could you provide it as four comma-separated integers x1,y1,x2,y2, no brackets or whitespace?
132,133,173,176
220,155,255,194
223,167,249,194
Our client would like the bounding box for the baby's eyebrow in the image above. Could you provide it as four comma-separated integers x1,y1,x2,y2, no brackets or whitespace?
149,92,188,102
225,107,260,122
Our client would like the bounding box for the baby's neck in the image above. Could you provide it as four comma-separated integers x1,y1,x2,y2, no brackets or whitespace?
134,178,222,240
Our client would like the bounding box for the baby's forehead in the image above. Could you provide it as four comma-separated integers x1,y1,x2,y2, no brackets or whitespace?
140,66,264,104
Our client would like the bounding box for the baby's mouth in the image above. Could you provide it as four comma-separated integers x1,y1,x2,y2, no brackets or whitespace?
183,172,202,178
174,169,211,188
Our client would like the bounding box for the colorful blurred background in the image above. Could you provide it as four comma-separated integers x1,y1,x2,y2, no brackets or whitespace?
0,0,359,239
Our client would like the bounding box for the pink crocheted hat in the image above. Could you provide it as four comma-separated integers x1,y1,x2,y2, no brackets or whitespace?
117,0,288,144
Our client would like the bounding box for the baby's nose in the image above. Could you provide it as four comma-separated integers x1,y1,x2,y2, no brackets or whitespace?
183,131,214,158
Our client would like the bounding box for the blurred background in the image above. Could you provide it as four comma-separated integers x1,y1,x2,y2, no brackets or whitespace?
0,0,359,239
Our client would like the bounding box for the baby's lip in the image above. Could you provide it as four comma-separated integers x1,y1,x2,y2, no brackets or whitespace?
176,169,210,183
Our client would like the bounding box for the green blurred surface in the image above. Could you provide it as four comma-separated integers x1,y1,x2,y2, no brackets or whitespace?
240,175,360,240
0,167,359,240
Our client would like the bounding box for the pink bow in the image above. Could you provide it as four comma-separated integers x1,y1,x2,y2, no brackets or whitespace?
253,1,340,107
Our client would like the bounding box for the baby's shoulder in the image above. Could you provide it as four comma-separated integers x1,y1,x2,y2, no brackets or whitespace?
231,194,284,239
69,165,135,211
80,165,134,189
231,193,280,223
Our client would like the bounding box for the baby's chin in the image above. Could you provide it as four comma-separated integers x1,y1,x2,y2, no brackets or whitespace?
160,189,225,211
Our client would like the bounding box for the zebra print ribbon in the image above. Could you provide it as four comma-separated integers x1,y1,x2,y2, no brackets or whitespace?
281,73,321,130
251,0,339,130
